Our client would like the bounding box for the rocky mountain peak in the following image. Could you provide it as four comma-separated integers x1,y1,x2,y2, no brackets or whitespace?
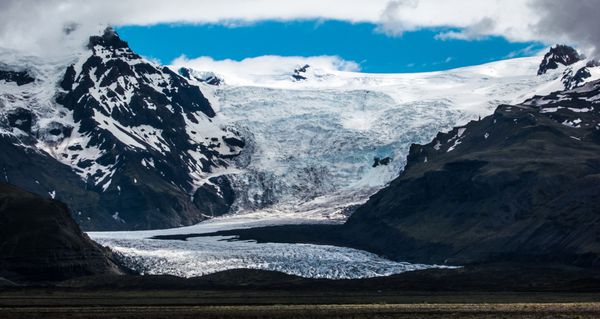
88,27,130,51
0,27,244,230
562,66,592,90
537,44,583,75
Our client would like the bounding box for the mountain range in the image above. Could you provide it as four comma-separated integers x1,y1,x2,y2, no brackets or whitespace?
0,27,599,281
2,28,576,231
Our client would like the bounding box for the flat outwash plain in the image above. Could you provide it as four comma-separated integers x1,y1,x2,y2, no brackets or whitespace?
0,295,599,319
1,265,599,319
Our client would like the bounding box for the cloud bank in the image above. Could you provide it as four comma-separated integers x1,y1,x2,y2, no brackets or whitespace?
0,0,597,57
0,0,390,54
378,0,537,42
531,0,600,56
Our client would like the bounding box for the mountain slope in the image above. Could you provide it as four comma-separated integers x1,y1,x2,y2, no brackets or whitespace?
342,79,600,266
0,183,125,282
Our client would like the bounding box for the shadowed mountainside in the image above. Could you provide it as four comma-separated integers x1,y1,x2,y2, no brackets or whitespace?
0,183,127,282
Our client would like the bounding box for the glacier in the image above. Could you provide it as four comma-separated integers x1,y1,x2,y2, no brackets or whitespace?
89,55,585,279
194,56,568,220
90,213,456,279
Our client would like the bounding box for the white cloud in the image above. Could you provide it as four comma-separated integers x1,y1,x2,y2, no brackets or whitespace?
0,0,391,55
434,18,496,41
377,0,600,57
0,0,596,57
377,0,538,42
375,0,419,36
505,44,545,59
170,55,360,86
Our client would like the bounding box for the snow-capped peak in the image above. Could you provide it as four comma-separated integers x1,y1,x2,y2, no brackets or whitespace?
0,28,245,229
537,44,583,75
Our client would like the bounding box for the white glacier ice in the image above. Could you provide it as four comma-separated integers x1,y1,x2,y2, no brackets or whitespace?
195,56,570,220
89,214,456,279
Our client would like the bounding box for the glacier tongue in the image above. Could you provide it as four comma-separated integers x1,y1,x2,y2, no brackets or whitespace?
95,235,448,279
89,215,456,279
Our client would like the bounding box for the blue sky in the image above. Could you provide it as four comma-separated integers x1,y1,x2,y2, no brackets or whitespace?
117,20,544,73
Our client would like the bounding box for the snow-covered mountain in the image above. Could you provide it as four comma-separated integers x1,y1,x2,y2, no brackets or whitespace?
0,33,597,231
0,28,243,230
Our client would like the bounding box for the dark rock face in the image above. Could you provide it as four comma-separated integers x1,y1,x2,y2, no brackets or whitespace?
0,137,118,230
292,64,310,81
6,108,33,133
537,45,583,75
193,176,236,217
345,80,600,267
0,183,125,282
587,60,600,68
562,66,591,89
372,156,392,168
203,76,221,86
0,69,34,86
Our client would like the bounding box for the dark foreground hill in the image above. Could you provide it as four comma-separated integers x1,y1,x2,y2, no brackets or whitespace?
0,183,126,282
